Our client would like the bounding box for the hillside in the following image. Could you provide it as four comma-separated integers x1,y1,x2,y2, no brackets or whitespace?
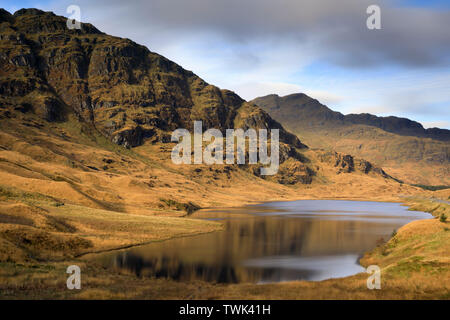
0,8,430,262
251,93,450,185
1,8,449,301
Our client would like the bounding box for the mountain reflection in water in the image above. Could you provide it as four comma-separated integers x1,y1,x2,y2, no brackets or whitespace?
90,200,432,283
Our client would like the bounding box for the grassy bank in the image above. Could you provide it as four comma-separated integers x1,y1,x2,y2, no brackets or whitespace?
0,197,222,263
0,197,448,299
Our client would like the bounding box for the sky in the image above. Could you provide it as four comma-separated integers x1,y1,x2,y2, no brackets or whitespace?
2,0,450,129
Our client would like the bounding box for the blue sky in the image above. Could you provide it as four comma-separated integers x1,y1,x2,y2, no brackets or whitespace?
2,0,449,129
395,0,450,8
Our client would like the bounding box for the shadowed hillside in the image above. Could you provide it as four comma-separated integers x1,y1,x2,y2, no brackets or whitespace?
0,8,428,263
0,8,448,301
0,8,402,192
0,8,303,149
251,93,450,185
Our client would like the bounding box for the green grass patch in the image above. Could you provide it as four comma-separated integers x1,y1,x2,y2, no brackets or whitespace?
388,256,447,278
0,184,59,205
411,184,450,191
159,198,201,215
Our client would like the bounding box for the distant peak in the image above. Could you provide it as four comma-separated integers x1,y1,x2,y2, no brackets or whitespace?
0,8,13,23
8,8,102,35
284,93,308,99
13,8,51,17
253,93,311,101
256,94,279,99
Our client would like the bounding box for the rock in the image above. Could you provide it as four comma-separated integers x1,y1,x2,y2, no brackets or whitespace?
276,159,314,184
36,97,65,122
0,9,13,23
112,126,144,149
319,151,355,173
355,159,372,174
318,150,390,177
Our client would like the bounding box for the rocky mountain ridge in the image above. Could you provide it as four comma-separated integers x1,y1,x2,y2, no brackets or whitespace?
252,93,450,141
0,8,399,187
0,8,304,150
251,93,450,185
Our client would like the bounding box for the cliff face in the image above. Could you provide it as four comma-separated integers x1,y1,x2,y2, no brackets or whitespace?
252,93,450,185
0,8,303,149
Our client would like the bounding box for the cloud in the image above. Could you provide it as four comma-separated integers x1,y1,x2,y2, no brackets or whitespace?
49,0,450,69
421,120,450,129
341,71,450,116
25,0,449,128
301,90,345,106
232,82,302,101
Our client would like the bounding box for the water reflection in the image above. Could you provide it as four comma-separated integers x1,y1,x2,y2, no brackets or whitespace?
91,200,432,283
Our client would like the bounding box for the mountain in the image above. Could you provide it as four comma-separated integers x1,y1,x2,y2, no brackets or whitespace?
0,7,449,302
251,93,450,185
0,8,305,149
252,94,450,141
0,8,323,183
0,8,402,190
0,8,430,264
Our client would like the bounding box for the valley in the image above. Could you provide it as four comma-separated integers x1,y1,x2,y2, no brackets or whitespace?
0,8,448,300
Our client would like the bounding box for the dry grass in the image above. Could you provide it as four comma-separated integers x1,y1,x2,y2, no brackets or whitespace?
404,197,450,218
0,200,222,262
0,198,448,300
0,113,447,299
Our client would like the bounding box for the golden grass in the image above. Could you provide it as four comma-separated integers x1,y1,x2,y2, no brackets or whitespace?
0,113,448,299
404,197,450,218
0,200,222,262
0,197,448,300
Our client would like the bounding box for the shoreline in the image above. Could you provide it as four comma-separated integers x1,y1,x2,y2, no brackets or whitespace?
78,197,436,275
0,196,448,299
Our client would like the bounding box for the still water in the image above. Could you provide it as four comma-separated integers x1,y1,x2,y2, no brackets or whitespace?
89,200,432,283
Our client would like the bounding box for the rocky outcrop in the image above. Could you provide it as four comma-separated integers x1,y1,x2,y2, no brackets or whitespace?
318,151,388,177
276,159,314,184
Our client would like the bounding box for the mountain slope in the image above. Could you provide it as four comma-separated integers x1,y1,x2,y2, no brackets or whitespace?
251,93,450,185
0,8,448,301
0,8,303,149
0,8,430,264
0,8,404,188
252,93,450,141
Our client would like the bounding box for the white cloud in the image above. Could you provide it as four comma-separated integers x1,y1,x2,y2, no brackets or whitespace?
231,82,302,101
421,121,450,129
18,1,450,128
301,90,345,106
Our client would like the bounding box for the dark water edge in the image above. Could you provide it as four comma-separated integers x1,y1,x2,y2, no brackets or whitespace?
86,200,432,283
